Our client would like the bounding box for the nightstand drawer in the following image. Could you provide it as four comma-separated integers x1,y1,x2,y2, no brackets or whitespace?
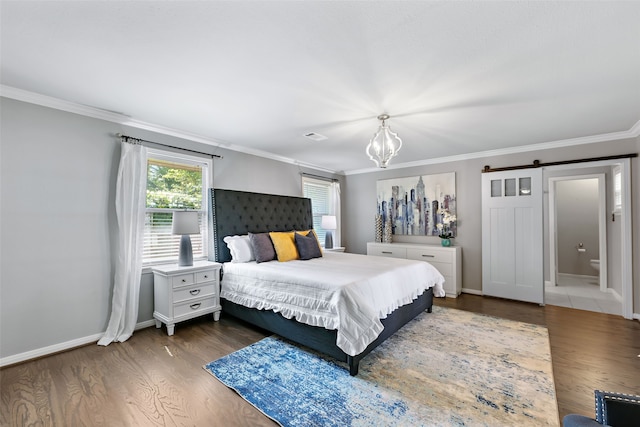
196,270,217,283
173,297,217,318
406,248,452,264
172,273,195,288
173,284,216,304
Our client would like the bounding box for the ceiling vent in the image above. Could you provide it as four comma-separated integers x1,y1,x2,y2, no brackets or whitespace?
304,132,328,141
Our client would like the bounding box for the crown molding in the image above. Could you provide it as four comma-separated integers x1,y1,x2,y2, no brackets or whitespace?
3,85,636,177
0,85,338,175
344,119,640,175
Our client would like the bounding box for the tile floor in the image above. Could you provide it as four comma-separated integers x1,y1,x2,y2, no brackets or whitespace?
545,274,622,315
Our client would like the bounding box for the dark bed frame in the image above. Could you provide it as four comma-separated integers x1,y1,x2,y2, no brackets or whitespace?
208,188,433,375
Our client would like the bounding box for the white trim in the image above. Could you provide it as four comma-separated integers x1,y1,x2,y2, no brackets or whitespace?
0,85,336,174
461,288,483,296
0,320,156,368
3,85,638,177
345,119,640,175
545,159,633,320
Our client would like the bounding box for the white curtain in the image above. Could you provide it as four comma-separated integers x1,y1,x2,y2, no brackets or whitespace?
331,181,341,247
98,140,147,346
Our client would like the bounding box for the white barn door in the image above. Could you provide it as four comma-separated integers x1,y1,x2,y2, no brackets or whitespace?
482,169,543,304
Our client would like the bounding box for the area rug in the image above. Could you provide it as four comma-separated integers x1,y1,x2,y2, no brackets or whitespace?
204,306,559,426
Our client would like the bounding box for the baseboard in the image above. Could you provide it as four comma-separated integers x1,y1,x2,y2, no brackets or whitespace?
461,288,483,296
606,288,623,302
0,319,156,368
633,312,640,322
557,272,599,280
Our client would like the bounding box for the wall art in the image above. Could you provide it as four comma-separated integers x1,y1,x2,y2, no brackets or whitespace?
376,172,457,237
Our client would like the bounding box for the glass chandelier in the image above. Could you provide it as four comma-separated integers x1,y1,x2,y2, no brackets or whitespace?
366,114,402,168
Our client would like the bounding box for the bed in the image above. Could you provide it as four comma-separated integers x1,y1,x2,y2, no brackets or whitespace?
208,188,445,375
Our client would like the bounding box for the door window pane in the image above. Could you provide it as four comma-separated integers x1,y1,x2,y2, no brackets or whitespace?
505,178,516,197
519,177,532,196
491,180,502,197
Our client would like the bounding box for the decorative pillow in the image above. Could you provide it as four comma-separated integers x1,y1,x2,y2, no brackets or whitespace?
269,231,299,262
249,232,276,263
294,231,323,260
223,235,254,263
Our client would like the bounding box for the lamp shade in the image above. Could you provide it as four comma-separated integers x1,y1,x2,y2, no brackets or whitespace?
321,215,337,230
172,211,200,235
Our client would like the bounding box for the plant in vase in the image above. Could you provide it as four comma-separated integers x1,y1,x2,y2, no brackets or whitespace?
436,209,456,247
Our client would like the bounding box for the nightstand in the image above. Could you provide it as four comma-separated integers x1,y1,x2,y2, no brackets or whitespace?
151,260,222,336
323,246,346,253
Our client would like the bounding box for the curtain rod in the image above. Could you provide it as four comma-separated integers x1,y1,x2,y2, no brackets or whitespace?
117,133,222,159
300,172,338,182
482,153,637,173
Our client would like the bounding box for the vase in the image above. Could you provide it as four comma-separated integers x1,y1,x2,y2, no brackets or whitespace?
375,214,383,243
441,238,451,247
383,219,393,243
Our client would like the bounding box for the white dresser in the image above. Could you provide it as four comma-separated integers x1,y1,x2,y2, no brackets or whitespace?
151,260,222,336
367,242,462,298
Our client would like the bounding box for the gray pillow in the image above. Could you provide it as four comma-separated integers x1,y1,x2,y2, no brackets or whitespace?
294,231,323,260
249,232,276,263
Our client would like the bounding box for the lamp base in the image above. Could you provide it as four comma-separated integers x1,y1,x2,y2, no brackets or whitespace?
178,235,194,266
324,231,333,250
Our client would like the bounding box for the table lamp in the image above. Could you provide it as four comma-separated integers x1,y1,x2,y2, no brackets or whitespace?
172,211,200,266
321,215,337,249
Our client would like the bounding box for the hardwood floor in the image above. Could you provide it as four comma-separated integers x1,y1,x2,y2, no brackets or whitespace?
2,294,638,426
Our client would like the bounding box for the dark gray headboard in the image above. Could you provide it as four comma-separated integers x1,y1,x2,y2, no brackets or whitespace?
208,188,314,263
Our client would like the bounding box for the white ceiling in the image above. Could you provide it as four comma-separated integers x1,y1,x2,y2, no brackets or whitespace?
2,1,639,173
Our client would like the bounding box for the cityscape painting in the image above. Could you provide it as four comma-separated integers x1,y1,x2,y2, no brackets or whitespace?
377,172,457,237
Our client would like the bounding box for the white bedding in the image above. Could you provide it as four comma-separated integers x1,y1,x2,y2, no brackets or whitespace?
220,252,445,356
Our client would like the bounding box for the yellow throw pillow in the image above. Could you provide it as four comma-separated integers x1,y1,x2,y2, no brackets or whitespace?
269,231,299,262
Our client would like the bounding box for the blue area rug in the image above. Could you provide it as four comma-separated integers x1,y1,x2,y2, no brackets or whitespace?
204,306,558,426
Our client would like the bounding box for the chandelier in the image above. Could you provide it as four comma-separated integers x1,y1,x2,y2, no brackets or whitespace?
366,114,402,168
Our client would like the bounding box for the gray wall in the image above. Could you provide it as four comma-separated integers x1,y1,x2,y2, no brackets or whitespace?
0,97,342,360
0,95,637,362
342,139,640,312
555,179,599,276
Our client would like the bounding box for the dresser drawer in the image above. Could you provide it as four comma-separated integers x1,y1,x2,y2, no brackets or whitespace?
368,245,407,259
429,261,453,276
172,273,195,288
173,297,217,318
173,283,217,304
196,270,217,283
406,248,452,264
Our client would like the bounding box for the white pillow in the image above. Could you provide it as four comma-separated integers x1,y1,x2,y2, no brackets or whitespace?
223,235,255,263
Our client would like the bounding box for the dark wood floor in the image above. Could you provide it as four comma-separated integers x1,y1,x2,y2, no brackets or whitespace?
2,294,639,426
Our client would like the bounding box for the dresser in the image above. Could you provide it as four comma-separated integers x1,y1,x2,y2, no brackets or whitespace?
151,261,222,336
367,242,462,298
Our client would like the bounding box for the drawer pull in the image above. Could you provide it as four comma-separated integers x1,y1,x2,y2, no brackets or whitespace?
181,279,187,283
190,289,201,296
382,251,393,254
421,254,435,258
203,275,208,279
190,303,201,310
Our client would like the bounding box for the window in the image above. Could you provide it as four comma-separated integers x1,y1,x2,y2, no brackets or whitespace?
144,149,212,264
613,165,622,215
302,176,340,246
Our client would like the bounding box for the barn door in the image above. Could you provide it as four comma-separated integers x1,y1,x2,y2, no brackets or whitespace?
482,168,543,304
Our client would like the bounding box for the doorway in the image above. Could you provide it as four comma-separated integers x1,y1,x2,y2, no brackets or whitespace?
547,174,621,315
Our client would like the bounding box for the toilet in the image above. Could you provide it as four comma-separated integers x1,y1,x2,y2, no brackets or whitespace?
589,259,600,272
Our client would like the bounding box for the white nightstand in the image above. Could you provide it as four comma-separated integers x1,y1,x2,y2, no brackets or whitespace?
323,246,346,253
151,260,222,336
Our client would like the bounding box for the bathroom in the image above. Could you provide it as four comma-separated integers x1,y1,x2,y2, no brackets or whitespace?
545,168,623,315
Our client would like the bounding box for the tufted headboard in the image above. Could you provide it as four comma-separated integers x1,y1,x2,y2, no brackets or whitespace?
208,188,314,263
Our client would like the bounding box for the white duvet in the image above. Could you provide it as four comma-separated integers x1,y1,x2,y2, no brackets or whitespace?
220,252,445,356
